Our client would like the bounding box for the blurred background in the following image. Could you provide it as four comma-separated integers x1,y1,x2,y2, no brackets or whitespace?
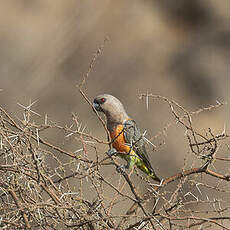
0,0,229,192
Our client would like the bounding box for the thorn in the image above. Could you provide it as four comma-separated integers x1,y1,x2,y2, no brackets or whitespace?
216,100,221,105
60,192,79,200
146,90,149,111
65,132,73,138
17,100,41,117
36,128,40,146
221,123,226,135
0,136,3,149
74,148,83,154
143,132,156,148
76,163,80,172
82,124,87,133
143,130,147,136
196,183,202,195
44,114,48,125
184,192,198,201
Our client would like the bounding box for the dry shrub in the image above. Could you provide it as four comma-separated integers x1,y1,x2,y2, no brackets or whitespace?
0,43,230,229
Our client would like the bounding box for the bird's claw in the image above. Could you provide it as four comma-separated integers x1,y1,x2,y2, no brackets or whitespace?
106,148,117,157
116,164,127,174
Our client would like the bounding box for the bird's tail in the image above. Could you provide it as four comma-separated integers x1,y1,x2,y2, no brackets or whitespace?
150,171,161,183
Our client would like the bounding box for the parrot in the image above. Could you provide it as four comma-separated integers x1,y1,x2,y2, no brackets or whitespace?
93,94,161,182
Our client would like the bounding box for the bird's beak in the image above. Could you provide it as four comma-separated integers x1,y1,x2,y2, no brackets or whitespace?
93,102,103,112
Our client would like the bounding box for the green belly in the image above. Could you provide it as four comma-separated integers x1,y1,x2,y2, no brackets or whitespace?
118,150,151,176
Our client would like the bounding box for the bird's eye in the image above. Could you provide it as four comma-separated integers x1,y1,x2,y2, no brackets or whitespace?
101,98,106,103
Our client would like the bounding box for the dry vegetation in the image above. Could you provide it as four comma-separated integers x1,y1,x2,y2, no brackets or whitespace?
1,46,230,230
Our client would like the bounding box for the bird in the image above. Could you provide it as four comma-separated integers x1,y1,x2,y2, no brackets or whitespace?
93,94,161,182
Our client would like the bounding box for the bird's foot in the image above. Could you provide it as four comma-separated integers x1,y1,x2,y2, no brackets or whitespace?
106,148,117,157
116,164,127,174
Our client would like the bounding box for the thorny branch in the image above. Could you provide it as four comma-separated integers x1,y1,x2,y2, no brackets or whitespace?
0,45,230,229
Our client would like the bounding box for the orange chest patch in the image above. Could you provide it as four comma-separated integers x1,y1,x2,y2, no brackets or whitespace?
110,124,130,153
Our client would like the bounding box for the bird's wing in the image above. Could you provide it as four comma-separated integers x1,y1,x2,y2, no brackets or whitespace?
123,119,153,171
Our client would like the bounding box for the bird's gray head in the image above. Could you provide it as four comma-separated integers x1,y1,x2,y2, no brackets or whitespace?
93,94,129,123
